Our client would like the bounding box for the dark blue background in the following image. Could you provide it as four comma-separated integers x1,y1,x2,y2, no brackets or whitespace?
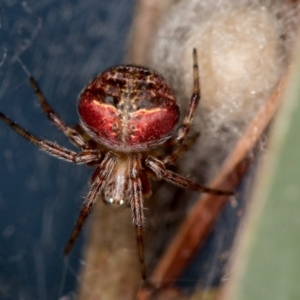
0,1,135,299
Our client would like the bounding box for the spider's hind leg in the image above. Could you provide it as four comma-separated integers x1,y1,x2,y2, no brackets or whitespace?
0,112,100,164
163,49,201,165
146,156,234,196
29,77,87,149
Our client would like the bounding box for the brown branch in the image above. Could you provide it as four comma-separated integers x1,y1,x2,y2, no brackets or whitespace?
148,74,287,286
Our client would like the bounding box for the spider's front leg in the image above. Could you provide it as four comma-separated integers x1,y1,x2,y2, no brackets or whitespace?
0,112,101,164
129,153,147,280
164,48,201,166
64,152,116,254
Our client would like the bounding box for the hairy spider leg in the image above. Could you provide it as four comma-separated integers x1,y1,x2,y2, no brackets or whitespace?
0,112,101,164
146,156,234,196
29,76,88,149
163,132,200,167
64,153,116,254
164,48,200,166
129,153,147,280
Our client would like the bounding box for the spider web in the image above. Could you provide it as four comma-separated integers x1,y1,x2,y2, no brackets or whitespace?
0,1,134,299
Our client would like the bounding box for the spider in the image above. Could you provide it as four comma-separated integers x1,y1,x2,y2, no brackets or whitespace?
0,49,233,280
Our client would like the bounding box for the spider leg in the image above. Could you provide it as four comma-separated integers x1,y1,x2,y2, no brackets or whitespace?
129,153,147,280
29,77,87,148
64,152,116,254
164,48,200,165
0,112,101,164
146,156,234,196
163,132,200,166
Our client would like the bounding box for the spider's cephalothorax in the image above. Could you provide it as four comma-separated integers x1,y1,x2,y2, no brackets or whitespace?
78,65,180,152
0,49,233,281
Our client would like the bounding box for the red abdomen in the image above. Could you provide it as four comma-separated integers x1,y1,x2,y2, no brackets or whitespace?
78,65,180,152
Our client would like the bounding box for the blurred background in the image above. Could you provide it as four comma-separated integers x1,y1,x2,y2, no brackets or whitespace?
1,1,299,299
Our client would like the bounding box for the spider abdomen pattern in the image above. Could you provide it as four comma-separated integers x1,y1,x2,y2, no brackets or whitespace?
78,65,180,152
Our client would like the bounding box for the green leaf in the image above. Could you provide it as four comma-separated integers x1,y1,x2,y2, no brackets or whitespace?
227,48,300,300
